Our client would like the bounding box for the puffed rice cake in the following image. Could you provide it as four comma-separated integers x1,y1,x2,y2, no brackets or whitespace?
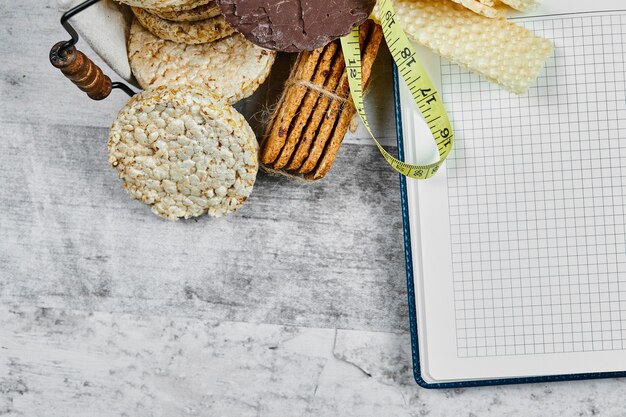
128,19,275,104
132,6,234,44
148,1,221,22
108,86,259,221
118,0,208,12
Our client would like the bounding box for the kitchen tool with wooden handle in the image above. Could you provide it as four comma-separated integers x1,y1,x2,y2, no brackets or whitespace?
50,42,112,100
49,0,135,100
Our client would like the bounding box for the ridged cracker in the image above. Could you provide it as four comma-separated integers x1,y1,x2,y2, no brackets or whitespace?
383,0,553,94
306,22,383,179
149,1,221,22
108,86,258,221
286,48,346,171
299,21,377,175
259,49,323,165
128,19,275,104
119,0,208,12
272,42,339,169
132,6,234,44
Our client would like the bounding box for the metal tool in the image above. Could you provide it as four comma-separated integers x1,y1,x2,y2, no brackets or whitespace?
49,0,135,100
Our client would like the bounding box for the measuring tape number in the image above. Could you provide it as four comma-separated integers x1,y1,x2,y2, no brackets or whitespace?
340,0,454,179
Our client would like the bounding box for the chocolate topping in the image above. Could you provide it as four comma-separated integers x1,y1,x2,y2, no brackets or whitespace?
216,0,376,52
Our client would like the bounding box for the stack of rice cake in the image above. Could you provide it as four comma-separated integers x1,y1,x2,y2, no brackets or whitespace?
130,1,233,44
121,0,276,105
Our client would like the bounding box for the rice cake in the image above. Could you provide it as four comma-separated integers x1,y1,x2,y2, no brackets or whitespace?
119,0,208,12
132,6,234,44
108,86,258,221
128,19,275,104
149,1,221,22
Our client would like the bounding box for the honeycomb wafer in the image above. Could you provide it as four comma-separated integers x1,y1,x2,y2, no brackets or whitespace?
132,6,234,44
383,0,553,94
500,0,539,12
451,0,502,18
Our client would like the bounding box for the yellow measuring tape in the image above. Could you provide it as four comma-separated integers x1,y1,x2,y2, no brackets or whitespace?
340,0,454,179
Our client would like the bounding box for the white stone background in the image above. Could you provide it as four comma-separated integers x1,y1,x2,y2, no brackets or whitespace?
1,1,626,416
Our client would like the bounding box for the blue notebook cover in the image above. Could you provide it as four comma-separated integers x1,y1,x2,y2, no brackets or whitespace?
391,64,626,388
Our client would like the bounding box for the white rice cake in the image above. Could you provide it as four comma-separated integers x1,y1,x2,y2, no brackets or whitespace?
128,19,276,104
108,86,259,221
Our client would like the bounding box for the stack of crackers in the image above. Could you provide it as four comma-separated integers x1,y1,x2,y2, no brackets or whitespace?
124,0,276,105
98,0,555,221
260,20,383,181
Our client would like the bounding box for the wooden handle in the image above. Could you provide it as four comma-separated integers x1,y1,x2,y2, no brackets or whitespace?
50,41,112,101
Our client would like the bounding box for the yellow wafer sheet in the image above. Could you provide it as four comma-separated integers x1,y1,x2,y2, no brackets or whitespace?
380,0,553,94
501,0,540,12
450,0,502,18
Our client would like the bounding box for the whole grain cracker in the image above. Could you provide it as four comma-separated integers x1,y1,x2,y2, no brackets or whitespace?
132,6,234,44
307,103,356,180
273,42,339,169
128,19,275,104
299,21,378,174
306,22,383,179
149,1,221,22
297,71,348,174
260,49,323,165
108,86,258,221
382,0,553,94
286,48,346,171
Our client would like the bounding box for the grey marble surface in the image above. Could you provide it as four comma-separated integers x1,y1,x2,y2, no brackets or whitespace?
2,1,626,416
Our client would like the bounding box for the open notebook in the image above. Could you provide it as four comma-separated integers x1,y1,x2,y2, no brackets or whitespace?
394,0,626,387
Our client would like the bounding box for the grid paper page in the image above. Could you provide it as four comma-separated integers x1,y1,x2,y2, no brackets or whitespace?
442,12,626,358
